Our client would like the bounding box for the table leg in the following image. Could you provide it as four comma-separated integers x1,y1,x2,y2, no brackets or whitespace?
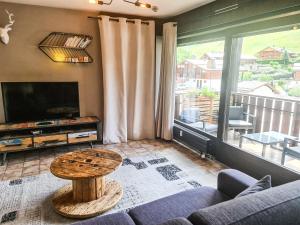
262,145,267,157
281,150,286,165
239,136,243,148
52,178,123,218
0,153,7,166
72,177,105,202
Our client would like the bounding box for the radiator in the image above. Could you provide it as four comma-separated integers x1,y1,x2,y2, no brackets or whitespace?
173,123,211,154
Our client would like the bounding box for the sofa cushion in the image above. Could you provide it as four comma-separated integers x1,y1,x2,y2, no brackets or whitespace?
129,187,229,225
158,218,193,225
217,169,257,198
235,175,271,198
189,180,300,225
71,212,135,225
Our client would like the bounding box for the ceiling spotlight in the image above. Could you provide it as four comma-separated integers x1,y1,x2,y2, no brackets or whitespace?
152,5,158,12
89,0,158,12
124,0,158,12
135,1,151,8
95,0,113,5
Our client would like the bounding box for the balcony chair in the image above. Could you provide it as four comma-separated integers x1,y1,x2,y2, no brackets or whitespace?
281,137,300,165
179,108,218,133
228,106,256,134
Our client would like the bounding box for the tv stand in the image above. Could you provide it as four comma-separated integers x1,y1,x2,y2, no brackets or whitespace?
0,116,102,165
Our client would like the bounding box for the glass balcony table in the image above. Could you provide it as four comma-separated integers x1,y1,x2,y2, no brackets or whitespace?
239,131,296,158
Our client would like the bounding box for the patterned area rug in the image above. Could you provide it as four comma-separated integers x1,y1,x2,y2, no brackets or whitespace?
0,152,203,225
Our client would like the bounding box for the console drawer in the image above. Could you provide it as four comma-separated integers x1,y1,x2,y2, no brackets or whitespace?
0,138,33,153
68,131,97,144
34,134,67,147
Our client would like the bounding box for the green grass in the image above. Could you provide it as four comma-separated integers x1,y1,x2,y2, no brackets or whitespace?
177,29,300,63
242,29,300,55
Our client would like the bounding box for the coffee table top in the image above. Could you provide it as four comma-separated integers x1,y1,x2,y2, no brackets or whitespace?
50,148,123,180
241,131,295,145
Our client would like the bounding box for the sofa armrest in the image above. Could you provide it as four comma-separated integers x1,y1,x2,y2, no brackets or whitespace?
158,218,193,225
217,169,257,198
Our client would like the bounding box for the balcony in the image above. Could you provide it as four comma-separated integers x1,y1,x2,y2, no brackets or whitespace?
175,92,300,173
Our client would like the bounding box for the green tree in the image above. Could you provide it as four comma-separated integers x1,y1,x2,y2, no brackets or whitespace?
200,87,217,99
283,48,290,65
258,74,273,82
270,61,280,69
288,87,300,97
186,88,201,97
241,71,253,81
177,48,193,64
277,80,287,90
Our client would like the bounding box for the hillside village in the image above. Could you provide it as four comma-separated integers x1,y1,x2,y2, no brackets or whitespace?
176,46,300,99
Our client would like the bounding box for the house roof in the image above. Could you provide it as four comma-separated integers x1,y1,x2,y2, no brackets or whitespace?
203,52,224,59
237,81,276,93
201,52,256,60
185,59,207,66
293,63,300,71
257,46,295,55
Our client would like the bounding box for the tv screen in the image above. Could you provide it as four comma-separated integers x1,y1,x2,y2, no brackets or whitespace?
1,82,80,123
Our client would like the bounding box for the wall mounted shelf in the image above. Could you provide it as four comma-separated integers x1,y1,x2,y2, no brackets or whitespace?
39,32,93,63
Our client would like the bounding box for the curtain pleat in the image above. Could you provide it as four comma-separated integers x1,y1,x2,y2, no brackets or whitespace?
156,23,177,140
98,16,155,144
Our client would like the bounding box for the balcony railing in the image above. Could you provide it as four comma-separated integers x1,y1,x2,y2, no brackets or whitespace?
175,92,300,139
232,93,300,138
175,94,220,124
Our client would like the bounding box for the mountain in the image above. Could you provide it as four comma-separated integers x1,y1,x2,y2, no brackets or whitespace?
177,29,300,63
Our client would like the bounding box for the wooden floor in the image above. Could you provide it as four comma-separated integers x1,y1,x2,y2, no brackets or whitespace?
0,139,227,185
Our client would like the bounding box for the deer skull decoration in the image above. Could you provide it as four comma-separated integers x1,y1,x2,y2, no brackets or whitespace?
0,10,15,45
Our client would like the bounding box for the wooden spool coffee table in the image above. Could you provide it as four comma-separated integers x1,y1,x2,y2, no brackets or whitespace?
50,148,123,219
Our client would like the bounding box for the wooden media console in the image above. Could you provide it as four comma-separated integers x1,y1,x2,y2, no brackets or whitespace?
0,116,102,165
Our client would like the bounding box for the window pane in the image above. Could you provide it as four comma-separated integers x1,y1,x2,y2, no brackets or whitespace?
175,41,225,136
225,29,300,173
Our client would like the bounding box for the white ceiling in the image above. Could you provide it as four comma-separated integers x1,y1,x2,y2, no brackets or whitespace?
1,0,215,18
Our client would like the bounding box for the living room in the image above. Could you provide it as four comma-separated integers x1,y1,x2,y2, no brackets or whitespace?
0,0,300,225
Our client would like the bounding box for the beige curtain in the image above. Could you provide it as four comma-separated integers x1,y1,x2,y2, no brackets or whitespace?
98,16,156,144
156,23,177,140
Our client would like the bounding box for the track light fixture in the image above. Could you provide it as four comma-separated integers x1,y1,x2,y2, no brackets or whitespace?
89,0,158,12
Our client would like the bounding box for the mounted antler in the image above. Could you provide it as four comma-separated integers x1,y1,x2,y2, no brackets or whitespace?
0,10,15,45
4,10,15,30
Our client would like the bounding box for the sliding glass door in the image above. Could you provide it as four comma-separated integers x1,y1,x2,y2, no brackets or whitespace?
175,40,225,136
225,28,300,173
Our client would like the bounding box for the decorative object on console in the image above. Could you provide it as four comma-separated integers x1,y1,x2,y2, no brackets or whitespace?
39,32,93,63
0,10,15,45
89,0,158,12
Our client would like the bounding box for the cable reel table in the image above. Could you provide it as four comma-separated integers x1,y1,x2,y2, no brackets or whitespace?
50,148,123,218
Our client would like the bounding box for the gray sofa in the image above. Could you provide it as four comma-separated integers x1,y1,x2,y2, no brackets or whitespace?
73,169,300,225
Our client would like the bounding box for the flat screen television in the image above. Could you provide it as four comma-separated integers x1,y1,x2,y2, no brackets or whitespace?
1,82,80,123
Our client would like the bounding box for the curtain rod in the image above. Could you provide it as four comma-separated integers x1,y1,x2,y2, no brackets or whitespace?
88,16,177,26
88,16,150,25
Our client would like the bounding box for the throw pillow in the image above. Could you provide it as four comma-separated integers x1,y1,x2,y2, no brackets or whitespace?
235,175,271,198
